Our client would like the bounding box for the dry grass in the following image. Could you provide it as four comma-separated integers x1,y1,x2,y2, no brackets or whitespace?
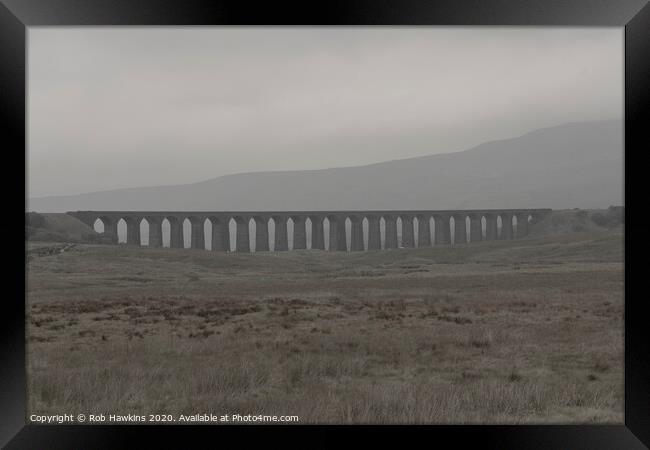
26,230,623,423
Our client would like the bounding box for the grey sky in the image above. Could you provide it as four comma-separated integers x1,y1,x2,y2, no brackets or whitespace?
28,27,623,198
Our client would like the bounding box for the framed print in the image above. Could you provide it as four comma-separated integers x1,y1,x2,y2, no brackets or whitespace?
1,0,649,448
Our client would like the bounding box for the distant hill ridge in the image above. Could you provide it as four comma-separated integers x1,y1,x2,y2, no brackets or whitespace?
29,119,623,212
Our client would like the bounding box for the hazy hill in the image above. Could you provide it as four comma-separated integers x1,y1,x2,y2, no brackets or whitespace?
29,120,623,212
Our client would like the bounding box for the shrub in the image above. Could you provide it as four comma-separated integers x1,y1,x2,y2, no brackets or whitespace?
590,213,609,227
508,370,523,382
591,207,624,228
607,206,624,225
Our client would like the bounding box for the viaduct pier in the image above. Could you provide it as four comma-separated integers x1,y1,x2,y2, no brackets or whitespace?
68,209,551,253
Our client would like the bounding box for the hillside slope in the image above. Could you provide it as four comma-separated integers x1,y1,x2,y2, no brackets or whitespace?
29,120,622,212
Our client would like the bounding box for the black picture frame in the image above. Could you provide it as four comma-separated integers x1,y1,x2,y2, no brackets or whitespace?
1,0,649,448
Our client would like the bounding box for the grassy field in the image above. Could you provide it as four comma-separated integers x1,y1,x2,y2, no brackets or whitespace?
26,229,624,424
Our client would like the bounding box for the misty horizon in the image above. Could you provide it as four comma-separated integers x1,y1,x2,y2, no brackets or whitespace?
29,119,623,212
29,27,623,198
29,117,622,199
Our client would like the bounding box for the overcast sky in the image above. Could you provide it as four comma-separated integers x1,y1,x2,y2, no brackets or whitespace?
28,27,622,198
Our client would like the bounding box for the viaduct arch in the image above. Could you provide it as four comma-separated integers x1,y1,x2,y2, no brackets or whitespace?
72,209,549,253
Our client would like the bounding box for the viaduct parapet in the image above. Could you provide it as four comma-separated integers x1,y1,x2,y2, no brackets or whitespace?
67,209,551,253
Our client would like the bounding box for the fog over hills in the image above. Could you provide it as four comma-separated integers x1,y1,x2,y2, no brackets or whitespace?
29,120,623,213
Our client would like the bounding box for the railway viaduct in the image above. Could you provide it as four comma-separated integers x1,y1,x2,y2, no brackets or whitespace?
68,209,551,252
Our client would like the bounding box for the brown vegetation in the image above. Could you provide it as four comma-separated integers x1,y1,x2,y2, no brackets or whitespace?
26,229,623,423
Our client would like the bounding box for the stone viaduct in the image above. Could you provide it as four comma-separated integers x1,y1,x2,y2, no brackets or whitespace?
68,209,550,253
